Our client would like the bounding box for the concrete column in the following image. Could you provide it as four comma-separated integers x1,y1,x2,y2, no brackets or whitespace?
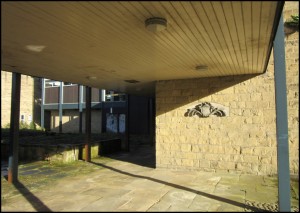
273,13,291,212
110,90,114,101
101,89,106,133
41,78,45,129
125,94,130,151
149,98,155,146
59,81,63,133
85,86,91,162
79,85,83,133
8,72,21,184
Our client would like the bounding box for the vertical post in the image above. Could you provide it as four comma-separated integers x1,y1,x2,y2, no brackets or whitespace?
117,114,119,133
110,90,114,101
273,13,291,212
149,98,154,146
85,86,91,162
79,85,83,133
8,72,21,184
125,94,130,151
59,81,63,133
41,78,45,129
101,89,106,133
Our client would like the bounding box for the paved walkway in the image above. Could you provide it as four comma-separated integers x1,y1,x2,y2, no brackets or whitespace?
1,145,299,212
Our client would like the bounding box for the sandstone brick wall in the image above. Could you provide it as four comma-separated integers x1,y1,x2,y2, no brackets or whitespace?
1,71,41,128
283,1,299,176
50,110,102,133
155,2,298,175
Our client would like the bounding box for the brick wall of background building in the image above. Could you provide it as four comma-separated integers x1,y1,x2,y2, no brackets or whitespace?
155,2,299,175
1,71,41,128
50,110,102,133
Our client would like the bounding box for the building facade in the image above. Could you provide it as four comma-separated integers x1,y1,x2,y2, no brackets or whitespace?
1,74,152,138
155,2,299,175
1,2,298,176
1,71,41,128
42,78,126,133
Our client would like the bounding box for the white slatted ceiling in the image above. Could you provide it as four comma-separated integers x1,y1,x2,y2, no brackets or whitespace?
1,1,280,95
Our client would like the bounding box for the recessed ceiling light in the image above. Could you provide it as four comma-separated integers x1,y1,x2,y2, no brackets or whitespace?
145,17,167,33
195,65,208,71
25,45,46,52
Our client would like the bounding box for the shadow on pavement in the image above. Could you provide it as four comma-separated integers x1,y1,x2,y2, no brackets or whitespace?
90,161,270,212
102,144,156,169
3,176,52,212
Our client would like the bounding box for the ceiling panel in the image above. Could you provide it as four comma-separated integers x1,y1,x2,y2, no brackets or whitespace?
1,1,283,96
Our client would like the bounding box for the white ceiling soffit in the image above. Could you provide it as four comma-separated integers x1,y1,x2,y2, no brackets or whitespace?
1,1,283,96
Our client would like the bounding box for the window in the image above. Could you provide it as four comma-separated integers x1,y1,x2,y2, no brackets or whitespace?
45,79,60,88
20,114,25,123
63,82,77,86
28,115,32,122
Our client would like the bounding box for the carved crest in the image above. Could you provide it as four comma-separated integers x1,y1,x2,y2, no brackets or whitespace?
185,102,228,118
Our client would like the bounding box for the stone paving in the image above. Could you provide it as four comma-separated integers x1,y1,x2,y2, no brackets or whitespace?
1,145,299,212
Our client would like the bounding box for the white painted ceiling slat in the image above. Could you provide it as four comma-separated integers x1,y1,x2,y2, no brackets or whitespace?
120,1,194,75
221,2,244,75
173,2,223,76
169,2,211,61
76,2,156,72
241,1,253,73
259,2,278,73
160,2,211,64
211,1,237,73
1,1,283,95
142,2,206,75
231,2,248,74
251,1,262,73
199,1,234,75
180,2,223,76
101,1,193,76
142,1,207,79
190,2,230,77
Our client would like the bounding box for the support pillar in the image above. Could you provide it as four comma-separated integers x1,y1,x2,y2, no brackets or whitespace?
41,78,45,129
273,13,291,212
79,85,83,133
149,98,155,146
125,94,130,152
59,81,63,133
101,89,106,133
85,86,91,162
8,72,21,184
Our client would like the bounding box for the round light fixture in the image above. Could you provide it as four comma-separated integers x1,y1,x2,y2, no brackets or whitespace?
145,17,167,32
195,65,208,71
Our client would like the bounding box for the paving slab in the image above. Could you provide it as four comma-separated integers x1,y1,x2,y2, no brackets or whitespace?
1,145,299,212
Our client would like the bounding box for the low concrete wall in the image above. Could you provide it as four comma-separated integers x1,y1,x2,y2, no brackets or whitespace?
1,138,121,163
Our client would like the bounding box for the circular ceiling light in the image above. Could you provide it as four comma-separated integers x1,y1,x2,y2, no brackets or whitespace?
145,17,167,32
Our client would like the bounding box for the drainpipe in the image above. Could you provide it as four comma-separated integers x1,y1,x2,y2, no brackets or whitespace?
273,13,291,212
8,72,21,184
